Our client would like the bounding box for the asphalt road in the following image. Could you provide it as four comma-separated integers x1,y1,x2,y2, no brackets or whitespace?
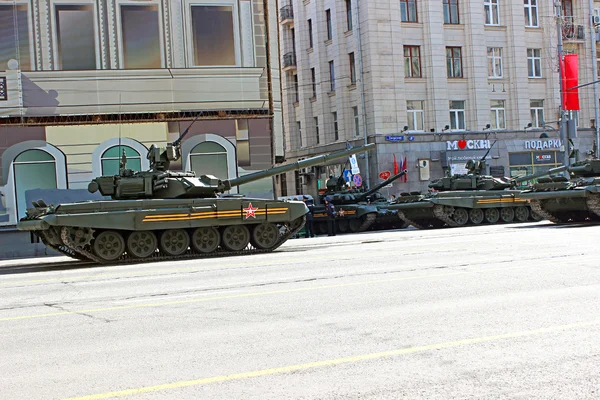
1,221,599,399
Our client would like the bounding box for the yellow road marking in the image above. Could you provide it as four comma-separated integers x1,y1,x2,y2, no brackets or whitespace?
65,318,600,400
0,265,526,322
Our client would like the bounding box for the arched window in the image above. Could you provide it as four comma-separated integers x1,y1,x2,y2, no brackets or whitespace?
13,149,57,219
101,145,142,176
190,141,229,179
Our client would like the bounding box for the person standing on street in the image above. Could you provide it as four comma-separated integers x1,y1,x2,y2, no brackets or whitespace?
325,198,337,236
303,196,316,238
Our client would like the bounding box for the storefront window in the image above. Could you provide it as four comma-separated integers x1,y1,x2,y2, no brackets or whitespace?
509,151,564,185
13,149,57,219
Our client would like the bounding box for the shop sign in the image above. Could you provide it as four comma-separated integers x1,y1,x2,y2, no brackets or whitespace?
446,139,492,151
533,153,556,164
524,139,562,150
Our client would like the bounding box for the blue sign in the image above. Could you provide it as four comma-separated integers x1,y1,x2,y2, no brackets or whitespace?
408,135,415,141
385,135,404,142
343,170,353,182
353,174,363,187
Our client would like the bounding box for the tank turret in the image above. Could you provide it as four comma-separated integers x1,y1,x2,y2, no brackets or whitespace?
321,169,407,205
88,122,376,200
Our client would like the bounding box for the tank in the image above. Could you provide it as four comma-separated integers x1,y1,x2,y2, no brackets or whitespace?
519,158,600,223
17,122,375,263
311,169,407,234
388,157,567,229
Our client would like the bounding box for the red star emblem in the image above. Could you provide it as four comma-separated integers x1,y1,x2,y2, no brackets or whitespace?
243,203,258,219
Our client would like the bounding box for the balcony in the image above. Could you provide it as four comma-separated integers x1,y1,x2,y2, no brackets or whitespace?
562,17,585,41
282,52,297,72
280,5,294,26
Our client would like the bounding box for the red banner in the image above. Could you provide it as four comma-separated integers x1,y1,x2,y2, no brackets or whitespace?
562,54,580,111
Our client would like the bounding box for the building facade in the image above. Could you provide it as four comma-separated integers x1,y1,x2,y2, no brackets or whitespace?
0,0,282,230
278,0,600,198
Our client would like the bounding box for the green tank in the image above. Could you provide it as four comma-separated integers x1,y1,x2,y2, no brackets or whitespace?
17,122,375,263
388,158,567,229
519,158,600,223
311,169,407,234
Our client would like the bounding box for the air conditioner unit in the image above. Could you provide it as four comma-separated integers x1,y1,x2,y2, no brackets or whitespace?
299,175,309,186
593,15,600,25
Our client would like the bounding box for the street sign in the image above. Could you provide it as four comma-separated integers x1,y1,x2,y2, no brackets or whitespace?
379,170,391,180
349,154,360,174
353,174,363,187
385,135,404,142
343,170,353,182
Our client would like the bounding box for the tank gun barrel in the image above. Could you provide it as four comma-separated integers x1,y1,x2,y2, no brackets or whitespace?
512,165,568,183
220,143,376,191
359,169,408,199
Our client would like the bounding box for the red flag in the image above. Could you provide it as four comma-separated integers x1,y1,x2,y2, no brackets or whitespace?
401,155,408,182
393,154,399,175
562,54,580,111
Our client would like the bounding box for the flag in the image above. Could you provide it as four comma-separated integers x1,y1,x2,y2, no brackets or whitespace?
393,154,399,175
402,155,408,182
562,54,580,111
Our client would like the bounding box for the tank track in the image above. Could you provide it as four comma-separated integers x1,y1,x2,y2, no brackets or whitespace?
396,211,426,230
37,230,91,261
55,216,306,265
585,192,600,218
528,199,563,223
358,213,377,232
433,205,458,227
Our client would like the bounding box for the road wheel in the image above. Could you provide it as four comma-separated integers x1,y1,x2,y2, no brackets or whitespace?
127,231,157,258
159,229,190,256
93,230,125,261
315,222,328,234
251,223,279,249
221,225,250,251
485,208,500,224
452,208,469,225
530,209,543,221
500,207,515,223
191,227,220,253
469,209,484,224
349,219,362,232
514,206,529,222
337,219,350,233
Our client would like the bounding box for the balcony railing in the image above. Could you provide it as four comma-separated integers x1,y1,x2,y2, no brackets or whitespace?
280,5,293,23
283,52,297,70
562,17,585,40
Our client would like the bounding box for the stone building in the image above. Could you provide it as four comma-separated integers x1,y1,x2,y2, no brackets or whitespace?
278,0,600,197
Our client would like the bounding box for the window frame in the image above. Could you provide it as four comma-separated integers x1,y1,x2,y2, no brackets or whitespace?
183,0,242,67
314,116,320,144
332,111,339,141
182,133,237,191
0,2,35,71
353,106,360,136
403,45,421,78
349,52,356,84
345,0,352,31
446,46,462,78
490,100,506,130
100,145,143,176
527,48,542,78
524,0,538,28
92,137,150,177
50,0,101,70
325,9,332,40
487,47,503,78
293,74,299,103
484,0,499,26
114,0,166,69
399,0,418,23
406,100,425,132
530,100,544,128
449,100,465,131
311,67,317,99
329,60,335,91
297,121,303,148
308,19,313,48
443,0,459,24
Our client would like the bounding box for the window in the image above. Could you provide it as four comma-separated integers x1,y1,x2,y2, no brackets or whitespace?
120,5,161,68
101,145,142,176
346,0,353,31
326,9,332,40
190,141,229,179
353,107,360,136
329,60,335,91
400,0,417,22
293,74,299,102
191,5,235,66
490,100,506,129
0,4,31,71
524,0,538,27
332,112,339,141
315,117,320,144
236,119,250,166
487,47,502,78
446,47,462,78
349,52,356,84
311,68,317,98
297,121,303,148
530,100,544,128
13,150,57,219
308,19,313,48
561,0,573,17
404,46,421,78
597,49,600,78
484,0,499,25
55,4,97,70
527,48,542,78
406,101,424,131
443,0,459,24
449,100,465,130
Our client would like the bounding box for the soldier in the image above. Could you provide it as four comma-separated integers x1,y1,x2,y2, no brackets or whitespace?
325,197,337,236
303,196,316,238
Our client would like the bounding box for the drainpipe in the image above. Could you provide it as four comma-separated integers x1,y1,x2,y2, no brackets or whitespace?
354,0,371,188
589,0,600,157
